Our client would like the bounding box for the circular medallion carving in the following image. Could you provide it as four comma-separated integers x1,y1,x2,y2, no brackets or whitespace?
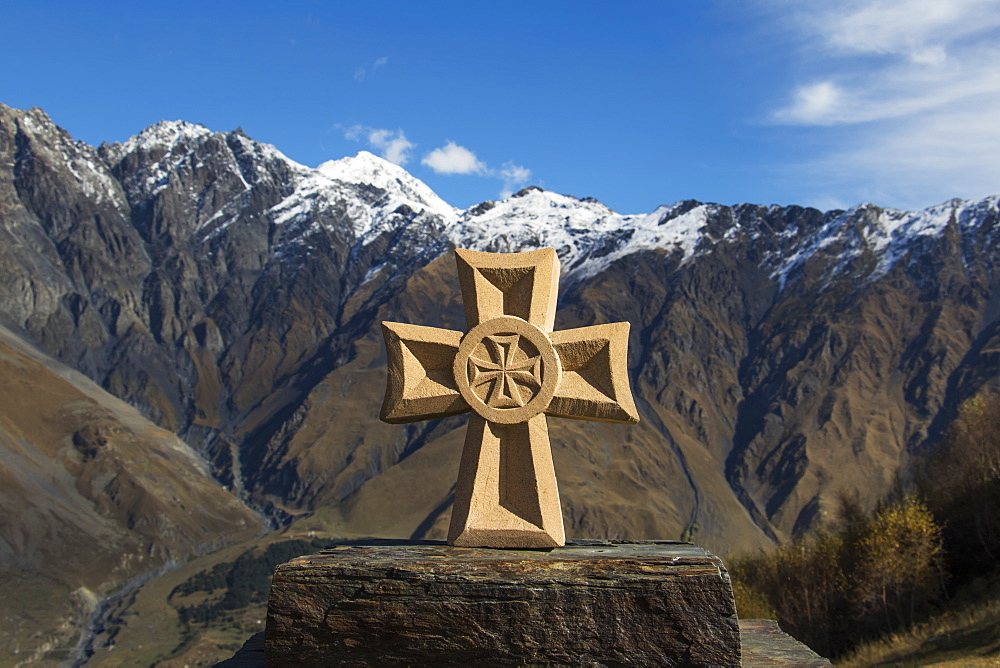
453,316,562,424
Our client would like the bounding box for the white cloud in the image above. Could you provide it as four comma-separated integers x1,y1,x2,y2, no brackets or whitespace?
806,0,1000,60
342,131,533,198
499,162,532,198
419,142,534,199
344,125,414,166
763,0,1000,207
421,141,487,175
770,0,1000,125
774,81,843,124
773,42,1000,126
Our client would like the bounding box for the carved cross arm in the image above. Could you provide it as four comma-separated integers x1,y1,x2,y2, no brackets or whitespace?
380,322,466,424
380,320,638,426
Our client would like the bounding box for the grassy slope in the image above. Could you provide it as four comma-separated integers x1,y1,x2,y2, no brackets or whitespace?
840,576,1000,666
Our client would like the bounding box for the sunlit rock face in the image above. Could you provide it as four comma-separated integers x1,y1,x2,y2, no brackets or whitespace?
2,101,1000,570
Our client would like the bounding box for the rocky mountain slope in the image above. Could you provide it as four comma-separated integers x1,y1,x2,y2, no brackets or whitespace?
2,101,999,658
0,322,261,662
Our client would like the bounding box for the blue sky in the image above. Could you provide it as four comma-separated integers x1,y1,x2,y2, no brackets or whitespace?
3,0,999,213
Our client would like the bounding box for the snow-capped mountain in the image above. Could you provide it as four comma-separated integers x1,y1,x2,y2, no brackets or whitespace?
2,101,1000,653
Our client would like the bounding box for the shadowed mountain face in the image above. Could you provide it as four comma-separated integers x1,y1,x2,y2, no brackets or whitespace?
2,102,1000,583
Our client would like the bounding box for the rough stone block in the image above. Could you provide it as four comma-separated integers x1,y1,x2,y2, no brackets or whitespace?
265,539,740,666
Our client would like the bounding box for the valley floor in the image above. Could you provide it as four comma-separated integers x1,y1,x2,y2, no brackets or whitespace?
80,530,334,667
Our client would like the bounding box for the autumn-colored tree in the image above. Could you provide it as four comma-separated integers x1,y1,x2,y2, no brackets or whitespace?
851,497,943,632
923,392,1000,572
948,394,1000,486
731,497,944,658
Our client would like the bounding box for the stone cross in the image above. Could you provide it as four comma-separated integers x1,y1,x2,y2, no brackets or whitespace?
380,248,639,548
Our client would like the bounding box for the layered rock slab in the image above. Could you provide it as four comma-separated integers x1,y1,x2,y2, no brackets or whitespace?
265,539,739,665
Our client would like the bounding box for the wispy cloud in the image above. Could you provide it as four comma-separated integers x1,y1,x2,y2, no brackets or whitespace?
499,162,532,198
773,81,844,125
344,125,414,166
354,56,389,82
765,0,1000,207
799,0,1000,60
421,141,487,175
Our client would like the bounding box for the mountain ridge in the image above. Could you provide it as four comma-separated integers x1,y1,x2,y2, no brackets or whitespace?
2,101,1000,661
5,101,1000,529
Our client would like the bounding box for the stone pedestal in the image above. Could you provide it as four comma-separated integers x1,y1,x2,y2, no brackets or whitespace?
265,539,741,666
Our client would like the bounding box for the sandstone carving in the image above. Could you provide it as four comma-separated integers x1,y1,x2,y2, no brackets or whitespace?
381,247,639,548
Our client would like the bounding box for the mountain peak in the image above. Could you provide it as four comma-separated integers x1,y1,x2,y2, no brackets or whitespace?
316,151,457,221
0,104,63,141
512,185,545,198
112,119,213,160
316,150,413,186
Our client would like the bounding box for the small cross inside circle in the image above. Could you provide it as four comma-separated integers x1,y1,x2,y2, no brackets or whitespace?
469,333,542,408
